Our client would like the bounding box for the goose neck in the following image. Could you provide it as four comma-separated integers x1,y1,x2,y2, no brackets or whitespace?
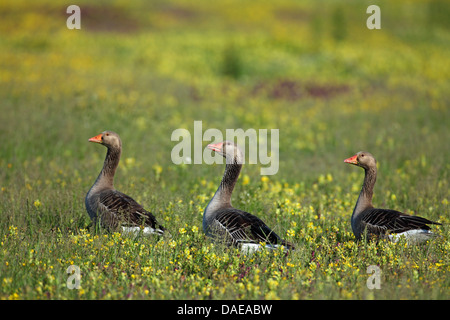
353,166,377,216
96,146,121,189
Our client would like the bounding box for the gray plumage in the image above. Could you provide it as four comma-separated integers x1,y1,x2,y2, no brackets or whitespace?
85,131,165,235
203,141,294,250
345,151,441,242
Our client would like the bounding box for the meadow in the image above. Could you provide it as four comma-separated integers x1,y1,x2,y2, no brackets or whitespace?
0,0,449,300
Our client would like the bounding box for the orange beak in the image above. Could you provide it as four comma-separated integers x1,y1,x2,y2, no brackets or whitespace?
344,154,358,165
88,133,103,143
207,142,223,153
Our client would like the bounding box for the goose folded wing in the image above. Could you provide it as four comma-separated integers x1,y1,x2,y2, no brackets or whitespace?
361,208,439,235
211,208,281,245
98,190,160,228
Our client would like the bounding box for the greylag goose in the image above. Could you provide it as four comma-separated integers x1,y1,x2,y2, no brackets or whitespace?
203,141,294,252
344,151,441,243
85,131,166,236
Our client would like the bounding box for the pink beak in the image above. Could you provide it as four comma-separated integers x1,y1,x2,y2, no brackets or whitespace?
207,142,223,153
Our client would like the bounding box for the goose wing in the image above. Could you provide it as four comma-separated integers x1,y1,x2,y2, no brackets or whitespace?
97,189,165,233
361,208,440,236
208,207,283,246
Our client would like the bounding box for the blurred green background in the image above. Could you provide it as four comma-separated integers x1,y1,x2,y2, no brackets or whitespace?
1,0,448,205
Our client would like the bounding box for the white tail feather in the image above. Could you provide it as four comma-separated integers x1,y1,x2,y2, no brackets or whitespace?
240,243,287,254
388,229,437,244
121,226,163,237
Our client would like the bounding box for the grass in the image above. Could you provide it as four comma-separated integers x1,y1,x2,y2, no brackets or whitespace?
0,0,449,300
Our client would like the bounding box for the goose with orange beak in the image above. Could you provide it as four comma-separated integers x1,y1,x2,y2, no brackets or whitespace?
203,141,294,253
344,151,441,243
85,130,166,236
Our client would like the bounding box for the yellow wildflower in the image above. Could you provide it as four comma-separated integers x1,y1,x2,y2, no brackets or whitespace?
33,199,42,209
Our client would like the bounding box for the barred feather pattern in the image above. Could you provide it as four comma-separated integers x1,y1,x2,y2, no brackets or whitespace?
96,189,165,234
85,132,165,235
203,142,294,251
357,207,441,241
349,152,441,242
207,207,294,250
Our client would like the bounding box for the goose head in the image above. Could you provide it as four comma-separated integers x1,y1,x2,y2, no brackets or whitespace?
88,131,122,150
207,141,244,164
344,151,376,170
